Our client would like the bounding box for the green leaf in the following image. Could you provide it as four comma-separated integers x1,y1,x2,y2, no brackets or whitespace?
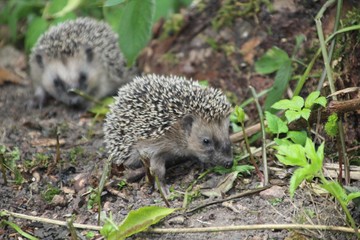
52,0,83,18
274,138,293,146
108,206,177,239
321,181,348,204
325,113,338,137
255,47,290,74
304,91,320,108
286,131,307,145
153,0,175,23
271,99,292,110
272,96,304,111
276,144,307,167
289,166,311,198
290,96,305,111
25,17,48,53
265,111,288,134
116,0,155,66
2,220,39,240
300,108,311,121
264,60,293,111
104,0,126,7
304,138,317,160
347,192,360,203
88,97,115,115
234,106,245,123
285,110,301,123
315,142,324,169
314,96,327,107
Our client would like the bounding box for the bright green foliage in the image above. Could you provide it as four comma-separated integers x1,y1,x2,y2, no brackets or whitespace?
255,46,293,111
88,97,115,116
0,145,23,185
117,180,127,190
322,181,360,205
275,138,324,197
85,231,96,239
1,220,39,240
52,0,82,17
305,91,326,108
271,92,327,123
325,113,339,137
286,130,307,146
101,206,177,239
104,0,126,7
265,111,288,134
25,17,48,52
212,164,254,175
2,0,192,65
255,47,290,74
233,106,246,124
42,184,61,202
109,0,155,66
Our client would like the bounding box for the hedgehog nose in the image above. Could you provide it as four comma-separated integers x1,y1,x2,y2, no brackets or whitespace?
223,161,232,169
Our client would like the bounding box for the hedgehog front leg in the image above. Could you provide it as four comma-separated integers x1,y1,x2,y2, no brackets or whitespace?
149,153,170,197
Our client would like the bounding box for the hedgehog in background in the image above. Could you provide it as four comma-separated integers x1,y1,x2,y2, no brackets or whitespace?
29,17,135,108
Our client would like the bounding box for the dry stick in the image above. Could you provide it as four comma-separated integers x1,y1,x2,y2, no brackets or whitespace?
249,86,268,185
97,154,112,225
186,185,271,213
1,210,102,231
148,224,357,234
2,210,358,235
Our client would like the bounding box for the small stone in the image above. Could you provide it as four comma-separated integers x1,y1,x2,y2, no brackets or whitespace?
259,185,285,199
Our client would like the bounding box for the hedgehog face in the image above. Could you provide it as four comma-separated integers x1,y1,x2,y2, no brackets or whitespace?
184,115,233,168
38,47,106,107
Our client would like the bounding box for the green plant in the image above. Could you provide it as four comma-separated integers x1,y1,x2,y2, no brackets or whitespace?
42,184,61,202
0,145,23,185
117,179,127,190
100,206,177,239
69,146,85,164
267,94,360,231
255,35,306,112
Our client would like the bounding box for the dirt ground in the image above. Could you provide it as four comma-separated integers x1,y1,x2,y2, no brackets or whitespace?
1,0,360,239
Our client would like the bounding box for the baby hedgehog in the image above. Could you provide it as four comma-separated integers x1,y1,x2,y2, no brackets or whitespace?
29,17,134,108
104,74,233,194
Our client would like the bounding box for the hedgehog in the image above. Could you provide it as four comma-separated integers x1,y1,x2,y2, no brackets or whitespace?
104,74,233,194
29,17,135,108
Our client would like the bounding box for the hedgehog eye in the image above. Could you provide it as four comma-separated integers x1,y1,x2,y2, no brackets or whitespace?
202,138,211,145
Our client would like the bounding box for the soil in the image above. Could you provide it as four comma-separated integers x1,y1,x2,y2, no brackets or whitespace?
1,0,360,239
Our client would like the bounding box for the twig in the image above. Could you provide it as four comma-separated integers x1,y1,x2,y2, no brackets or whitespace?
1,210,102,231
147,223,358,234
186,185,271,213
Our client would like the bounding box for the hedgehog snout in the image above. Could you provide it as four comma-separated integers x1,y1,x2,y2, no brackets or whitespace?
223,159,233,168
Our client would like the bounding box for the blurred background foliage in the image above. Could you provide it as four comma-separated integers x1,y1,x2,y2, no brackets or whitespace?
0,0,193,65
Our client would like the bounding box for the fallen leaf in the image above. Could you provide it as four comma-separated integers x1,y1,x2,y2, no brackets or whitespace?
0,67,24,85
240,37,261,64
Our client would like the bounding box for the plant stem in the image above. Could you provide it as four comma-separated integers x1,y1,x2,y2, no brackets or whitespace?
315,0,349,184
249,86,268,185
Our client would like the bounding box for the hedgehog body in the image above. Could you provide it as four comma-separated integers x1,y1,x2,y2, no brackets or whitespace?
29,17,135,107
104,74,233,192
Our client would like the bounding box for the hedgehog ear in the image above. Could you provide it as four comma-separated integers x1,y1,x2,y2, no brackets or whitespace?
182,114,195,135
